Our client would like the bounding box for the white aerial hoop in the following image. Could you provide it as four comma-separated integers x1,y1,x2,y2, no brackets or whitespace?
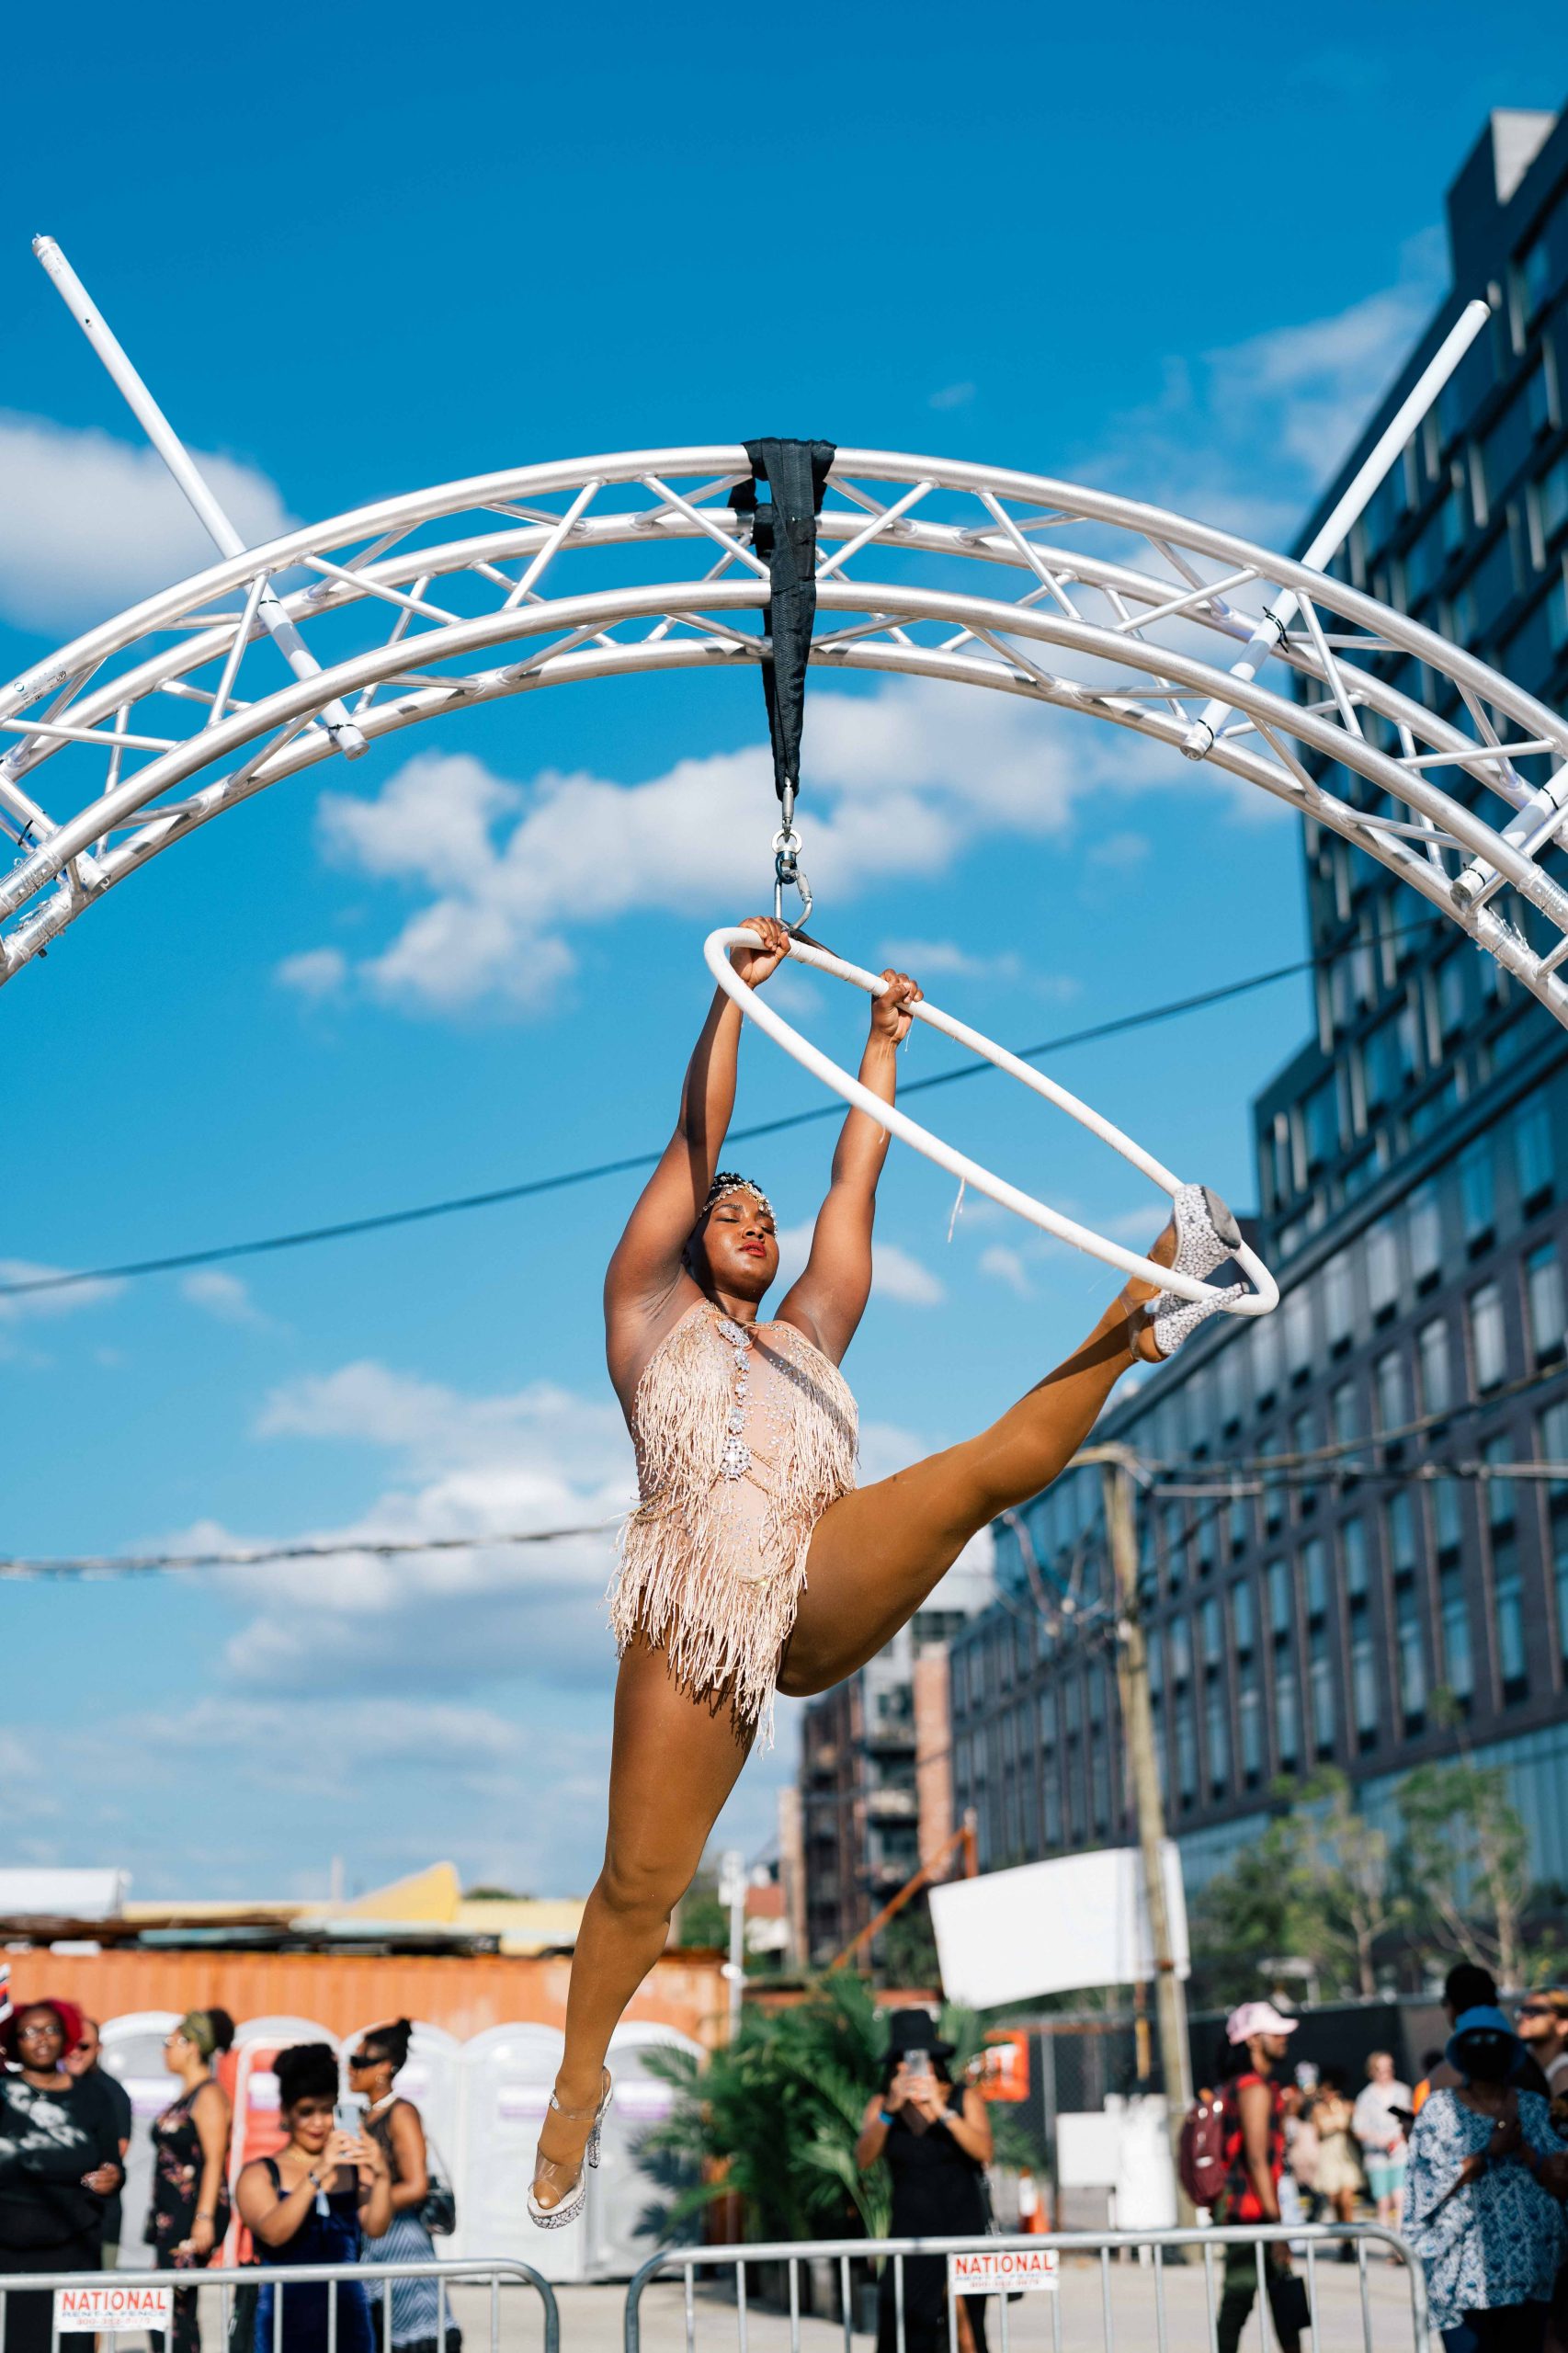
706,926,1279,1313
5,247,1567,1039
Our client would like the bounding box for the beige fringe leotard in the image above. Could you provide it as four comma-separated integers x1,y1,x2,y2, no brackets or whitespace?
609,1298,858,1740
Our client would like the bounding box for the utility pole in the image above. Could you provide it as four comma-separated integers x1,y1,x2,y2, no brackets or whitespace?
719,1849,746,2040
1094,1445,1196,2220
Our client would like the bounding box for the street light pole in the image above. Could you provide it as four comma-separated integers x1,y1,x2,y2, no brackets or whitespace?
1096,1446,1196,2216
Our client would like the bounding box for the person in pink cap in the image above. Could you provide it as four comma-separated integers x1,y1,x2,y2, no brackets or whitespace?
1215,2002,1304,2353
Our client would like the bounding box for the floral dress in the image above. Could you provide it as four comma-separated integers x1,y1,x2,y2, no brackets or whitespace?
150,2087,231,2353
1403,2088,1567,2332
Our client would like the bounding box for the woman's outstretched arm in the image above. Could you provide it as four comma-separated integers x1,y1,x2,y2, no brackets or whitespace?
605,915,790,1337
779,964,921,1362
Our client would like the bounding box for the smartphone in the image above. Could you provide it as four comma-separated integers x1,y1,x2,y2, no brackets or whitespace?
903,2049,932,2081
334,2095,368,2138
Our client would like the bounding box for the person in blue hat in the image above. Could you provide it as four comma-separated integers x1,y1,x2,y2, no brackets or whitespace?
1404,2006,1568,2353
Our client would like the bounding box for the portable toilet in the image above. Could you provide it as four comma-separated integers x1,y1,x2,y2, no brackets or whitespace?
226,2017,338,2262
456,2024,579,2280
586,2021,703,2279
98,2012,181,2267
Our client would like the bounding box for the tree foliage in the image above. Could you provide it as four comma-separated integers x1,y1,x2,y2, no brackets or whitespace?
1187,1760,1537,1999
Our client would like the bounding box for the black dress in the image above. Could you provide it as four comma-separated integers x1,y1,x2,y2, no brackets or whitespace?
150,2086,232,2353
876,2099,990,2353
0,2075,124,2353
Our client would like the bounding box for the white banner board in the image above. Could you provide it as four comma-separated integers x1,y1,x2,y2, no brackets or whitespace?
55,2287,172,2336
929,1841,1189,2006
949,2247,1059,2294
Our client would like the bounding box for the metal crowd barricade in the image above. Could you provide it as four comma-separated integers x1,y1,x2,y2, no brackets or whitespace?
0,2256,558,2353
624,2223,1430,2353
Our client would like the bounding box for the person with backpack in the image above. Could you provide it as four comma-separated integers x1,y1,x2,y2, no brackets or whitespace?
1211,2003,1307,2353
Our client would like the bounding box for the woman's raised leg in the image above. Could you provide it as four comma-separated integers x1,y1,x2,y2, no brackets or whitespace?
534,1637,754,2204
779,1274,1151,1699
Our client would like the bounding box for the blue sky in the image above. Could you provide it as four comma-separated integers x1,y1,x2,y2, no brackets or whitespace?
3,1,1564,1904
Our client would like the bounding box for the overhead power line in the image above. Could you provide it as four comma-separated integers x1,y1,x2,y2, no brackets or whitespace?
0,1518,625,1581
0,926,1437,1303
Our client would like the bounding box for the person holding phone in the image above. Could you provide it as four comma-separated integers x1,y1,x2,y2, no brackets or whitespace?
234,2045,392,2353
856,2011,994,2353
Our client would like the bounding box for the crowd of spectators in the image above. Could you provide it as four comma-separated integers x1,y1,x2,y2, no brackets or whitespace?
0,2001,453,2353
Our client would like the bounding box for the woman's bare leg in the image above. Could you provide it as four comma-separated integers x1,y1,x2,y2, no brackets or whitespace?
535,1637,754,2202
780,1278,1150,1699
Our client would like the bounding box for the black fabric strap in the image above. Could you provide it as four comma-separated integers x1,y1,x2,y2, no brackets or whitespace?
738,438,835,804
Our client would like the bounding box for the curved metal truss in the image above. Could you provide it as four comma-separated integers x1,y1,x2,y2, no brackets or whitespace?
3,445,1567,1016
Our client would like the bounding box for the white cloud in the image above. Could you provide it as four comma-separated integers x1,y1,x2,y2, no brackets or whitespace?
0,411,294,638
1076,237,1446,542
979,1244,1033,1299
879,938,1023,983
0,1260,122,1325
181,1269,271,1327
290,687,1185,1016
1085,832,1151,872
773,1221,943,1308
276,947,347,999
928,381,976,411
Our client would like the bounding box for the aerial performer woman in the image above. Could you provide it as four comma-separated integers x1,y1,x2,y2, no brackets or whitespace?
528,911,1247,2224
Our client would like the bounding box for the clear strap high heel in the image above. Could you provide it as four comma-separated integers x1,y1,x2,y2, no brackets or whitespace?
527,2069,612,2230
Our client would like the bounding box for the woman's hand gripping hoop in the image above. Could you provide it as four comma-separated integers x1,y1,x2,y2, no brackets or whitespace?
704,927,1279,1320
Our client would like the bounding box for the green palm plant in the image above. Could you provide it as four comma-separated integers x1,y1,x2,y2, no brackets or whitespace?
642,1971,1024,2244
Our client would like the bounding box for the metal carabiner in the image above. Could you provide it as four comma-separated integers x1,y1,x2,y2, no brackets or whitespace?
773,829,812,931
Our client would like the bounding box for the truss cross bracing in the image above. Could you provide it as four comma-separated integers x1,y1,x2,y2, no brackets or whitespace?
3,448,1567,1018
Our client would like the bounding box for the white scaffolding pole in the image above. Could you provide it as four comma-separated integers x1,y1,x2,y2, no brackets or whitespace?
32,237,366,758
1181,297,1492,761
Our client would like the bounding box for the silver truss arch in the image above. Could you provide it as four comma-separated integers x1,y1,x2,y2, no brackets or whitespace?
3,448,1566,1017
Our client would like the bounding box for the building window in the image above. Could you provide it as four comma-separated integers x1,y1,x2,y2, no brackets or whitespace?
1433,955,1471,1048
1374,1347,1409,1433
1351,1623,1379,1747
1331,1377,1361,1451
1343,1517,1369,1599
1285,1289,1313,1382
1395,1583,1426,1729
1274,1656,1301,1771
1205,1688,1231,1795
1385,1489,1419,1578
1460,1137,1495,1252
1408,1179,1443,1289
1434,1478,1465,1563
1418,1315,1452,1415
1367,1219,1400,1319
1267,1559,1292,1639
1469,1280,1508,1392
1303,1078,1340,1174
1232,1578,1256,1655
1168,1614,1192,1687
1438,1563,1474,1705
1526,1243,1565,1363
1251,1313,1281,1409
1309,1627,1336,1757
1541,1400,1568,1672
1515,1091,1555,1212
1201,1595,1223,1669
1228,1491,1252,1557
1176,1698,1198,1808
1484,1436,1528,1701
1239,1661,1263,1783
1261,1437,1285,1534
1303,1538,1330,1622
1324,1252,1354,1351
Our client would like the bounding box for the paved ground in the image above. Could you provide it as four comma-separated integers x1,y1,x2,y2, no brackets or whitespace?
173,2254,1426,2353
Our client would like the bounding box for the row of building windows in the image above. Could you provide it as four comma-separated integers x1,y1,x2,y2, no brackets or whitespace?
1265,996,1552,1212
955,1405,1568,1836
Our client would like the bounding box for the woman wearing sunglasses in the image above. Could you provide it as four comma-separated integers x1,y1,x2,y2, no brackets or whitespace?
347,2024,458,2353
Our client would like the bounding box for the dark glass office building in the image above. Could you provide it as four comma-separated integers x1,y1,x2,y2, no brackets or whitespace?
949,108,1568,1897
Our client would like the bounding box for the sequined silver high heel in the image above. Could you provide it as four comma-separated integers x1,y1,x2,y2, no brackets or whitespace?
1131,1184,1245,1360
527,2069,611,2229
